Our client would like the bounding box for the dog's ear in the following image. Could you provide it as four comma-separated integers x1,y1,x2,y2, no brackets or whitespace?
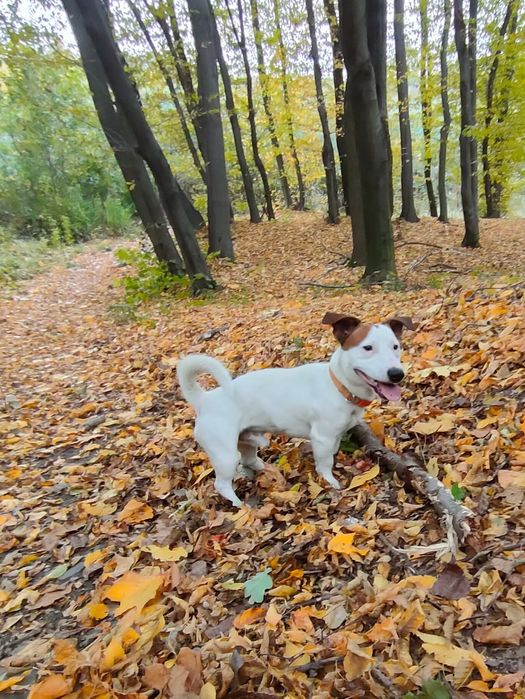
386,316,416,339
322,312,361,346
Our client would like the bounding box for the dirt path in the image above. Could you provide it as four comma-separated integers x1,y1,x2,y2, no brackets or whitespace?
1,215,525,697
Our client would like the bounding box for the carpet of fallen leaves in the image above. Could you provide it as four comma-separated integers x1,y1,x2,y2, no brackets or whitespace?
1,213,525,699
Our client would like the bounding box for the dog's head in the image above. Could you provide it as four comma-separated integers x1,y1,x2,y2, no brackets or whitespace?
322,312,415,401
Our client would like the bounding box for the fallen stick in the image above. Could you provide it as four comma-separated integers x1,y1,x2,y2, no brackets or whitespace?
350,423,473,549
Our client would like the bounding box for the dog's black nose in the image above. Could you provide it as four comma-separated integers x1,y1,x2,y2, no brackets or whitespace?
387,368,404,383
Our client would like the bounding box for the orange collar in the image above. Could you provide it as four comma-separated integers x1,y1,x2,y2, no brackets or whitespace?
329,368,372,408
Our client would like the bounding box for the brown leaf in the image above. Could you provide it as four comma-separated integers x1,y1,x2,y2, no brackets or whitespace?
431,563,470,600
144,662,170,690
473,621,525,645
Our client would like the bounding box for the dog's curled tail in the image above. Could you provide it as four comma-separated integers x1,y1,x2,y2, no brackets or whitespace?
177,354,232,408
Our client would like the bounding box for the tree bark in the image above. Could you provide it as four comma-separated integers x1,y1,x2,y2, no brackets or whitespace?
250,0,293,208
438,0,451,223
482,0,515,218
73,0,214,288
63,0,184,275
339,0,396,281
323,0,350,216
366,0,393,216
127,0,206,185
419,0,438,217
344,90,367,266
454,0,480,247
305,0,339,223
208,1,260,224
393,0,419,223
273,0,306,210
224,0,274,220
187,0,233,258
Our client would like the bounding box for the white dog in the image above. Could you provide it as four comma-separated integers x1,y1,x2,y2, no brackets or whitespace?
177,313,414,507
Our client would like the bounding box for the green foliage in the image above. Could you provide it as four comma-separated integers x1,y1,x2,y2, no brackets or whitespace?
451,483,467,501
114,248,191,308
244,568,273,604
403,679,450,699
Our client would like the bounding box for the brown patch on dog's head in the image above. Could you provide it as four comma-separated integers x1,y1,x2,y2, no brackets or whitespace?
322,312,371,348
385,316,416,339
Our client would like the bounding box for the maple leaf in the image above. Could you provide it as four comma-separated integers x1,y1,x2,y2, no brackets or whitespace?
117,499,154,524
143,544,188,562
104,571,163,615
327,532,369,559
244,569,273,604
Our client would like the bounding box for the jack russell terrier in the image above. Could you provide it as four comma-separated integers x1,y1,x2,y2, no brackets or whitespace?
177,313,414,507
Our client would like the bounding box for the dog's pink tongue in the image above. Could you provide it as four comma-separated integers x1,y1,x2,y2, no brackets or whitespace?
379,382,402,401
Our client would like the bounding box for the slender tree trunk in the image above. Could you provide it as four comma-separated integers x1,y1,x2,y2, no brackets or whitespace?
208,1,260,223
224,0,274,220
73,0,214,288
63,0,184,274
250,0,293,208
438,0,451,223
339,0,396,281
366,0,393,215
323,0,349,216
393,0,419,222
187,0,233,258
454,0,480,247
273,0,306,210
482,0,514,218
344,90,367,265
419,0,438,217
127,0,206,184
146,0,207,165
305,0,339,223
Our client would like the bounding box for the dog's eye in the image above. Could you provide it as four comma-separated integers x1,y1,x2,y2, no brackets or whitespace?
393,344,399,350
363,345,373,351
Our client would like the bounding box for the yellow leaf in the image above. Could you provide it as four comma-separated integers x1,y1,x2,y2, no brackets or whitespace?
416,632,494,680
412,414,456,435
200,683,216,699
84,549,108,567
117,499,154,524
343,643,373,681
194,467,214,485
268,585,296,598
0,672,29,691
121,628,140,648
100,637,125,671
144,545,188,562
328,533,369,560
88,603,109,620
348,464,380,489
28,674,71,699
80,501,116,517
105,571,163,616
265,603,282,628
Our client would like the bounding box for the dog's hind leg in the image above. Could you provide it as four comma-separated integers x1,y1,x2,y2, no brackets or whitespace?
238,432,266,474
194,420,242,507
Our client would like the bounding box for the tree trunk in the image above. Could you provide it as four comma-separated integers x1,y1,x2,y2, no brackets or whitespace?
250,0,293,208
482,0,514,218
127,0,206,185
305,0,339,223
73,0,214,288
393,0,419,223
208,1,260,224
224,0,274,220
339,0,396,281
419,0,438,217
454,0,480,247
345,94,367,266
438,0,451,223
64,0,184,275
273,0,306,210
366,0,393,216
323,0,350,216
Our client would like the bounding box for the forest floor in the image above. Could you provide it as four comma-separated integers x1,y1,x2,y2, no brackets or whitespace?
1,212,525,699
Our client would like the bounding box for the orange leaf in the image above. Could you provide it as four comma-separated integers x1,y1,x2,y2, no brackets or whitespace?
0,673,29,691
28,674,71,699
70,402,98,418
88,603,109,620
100,637,125,670
117,499,154,524
104,571,163,615
233,607,266,629
328,533,369,559
498,470,525,488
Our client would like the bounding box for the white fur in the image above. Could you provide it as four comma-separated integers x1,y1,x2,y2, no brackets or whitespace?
177,324,403,507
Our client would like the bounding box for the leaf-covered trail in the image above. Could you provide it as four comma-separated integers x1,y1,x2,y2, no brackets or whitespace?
1,214,525,698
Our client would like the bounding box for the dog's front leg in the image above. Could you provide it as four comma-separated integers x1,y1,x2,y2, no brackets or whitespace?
310,430,341,490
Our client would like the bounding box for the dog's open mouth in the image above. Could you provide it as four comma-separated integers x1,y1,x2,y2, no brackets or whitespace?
355,369,402,402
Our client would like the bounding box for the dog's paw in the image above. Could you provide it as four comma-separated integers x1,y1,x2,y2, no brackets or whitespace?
324,474,341,490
